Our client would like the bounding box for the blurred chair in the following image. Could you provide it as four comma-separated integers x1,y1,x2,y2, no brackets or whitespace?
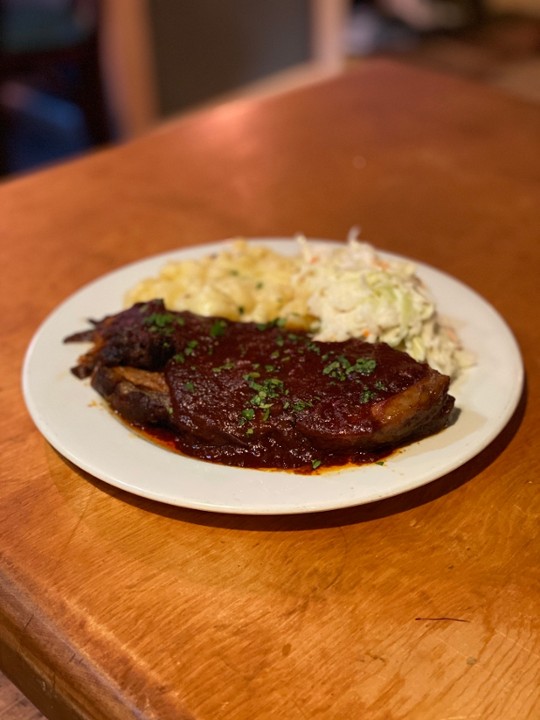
0,0,112,175
0,0,348,176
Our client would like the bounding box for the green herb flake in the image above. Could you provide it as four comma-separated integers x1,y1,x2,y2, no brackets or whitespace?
311,459,322,470
210,319,227,338
322,360,342,378
352,357,377,375
184,340,198,356
322,355,377,381
143,312,185,335
359,389,377,404
292,399,313,413
241,408,255,421
212,360,235,374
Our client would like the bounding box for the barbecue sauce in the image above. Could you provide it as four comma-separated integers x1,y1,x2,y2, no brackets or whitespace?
67,300,454,473
121,415,390,474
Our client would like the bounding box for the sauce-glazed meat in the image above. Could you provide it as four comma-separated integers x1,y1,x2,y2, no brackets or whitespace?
65,300,455,471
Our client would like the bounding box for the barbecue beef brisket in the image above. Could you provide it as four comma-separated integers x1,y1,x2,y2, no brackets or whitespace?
65,300,455,470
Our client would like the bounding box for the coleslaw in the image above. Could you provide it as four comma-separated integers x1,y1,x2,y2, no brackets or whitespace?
294,233,473,379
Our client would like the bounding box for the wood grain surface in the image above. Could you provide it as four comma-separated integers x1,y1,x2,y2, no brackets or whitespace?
1,59,539,719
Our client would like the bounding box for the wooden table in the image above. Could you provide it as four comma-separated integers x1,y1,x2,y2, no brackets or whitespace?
1,59,539,719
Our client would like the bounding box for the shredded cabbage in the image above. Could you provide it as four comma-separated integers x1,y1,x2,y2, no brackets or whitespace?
294,232,473,380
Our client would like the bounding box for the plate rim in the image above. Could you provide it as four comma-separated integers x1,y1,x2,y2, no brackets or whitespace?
22,237,524,514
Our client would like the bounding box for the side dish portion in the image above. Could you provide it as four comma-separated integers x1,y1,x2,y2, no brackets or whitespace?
66,300,455,472
126,236,474,380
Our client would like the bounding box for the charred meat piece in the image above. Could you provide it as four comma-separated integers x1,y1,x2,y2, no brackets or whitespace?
66,301,455,470
65,300,181,378
91,365,173,428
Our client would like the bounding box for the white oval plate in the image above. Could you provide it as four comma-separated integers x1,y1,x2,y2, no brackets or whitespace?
22,239,524,514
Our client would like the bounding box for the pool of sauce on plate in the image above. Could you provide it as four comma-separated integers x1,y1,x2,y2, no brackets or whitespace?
120,414,393,475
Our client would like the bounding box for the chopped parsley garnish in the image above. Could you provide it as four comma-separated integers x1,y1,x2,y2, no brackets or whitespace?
350,357,377,375
359,389,377,404
172,339,199,364
238,370,288,430
210,319,228,338
322,359,342,378
184,340,198,356
256,318,285,331
322,355,377,381
212,360,235,373
143,312,184,335
291,399,313,413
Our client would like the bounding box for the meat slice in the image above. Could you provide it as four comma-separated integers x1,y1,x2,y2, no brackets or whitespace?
91,365,173,428
66,300,455,470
